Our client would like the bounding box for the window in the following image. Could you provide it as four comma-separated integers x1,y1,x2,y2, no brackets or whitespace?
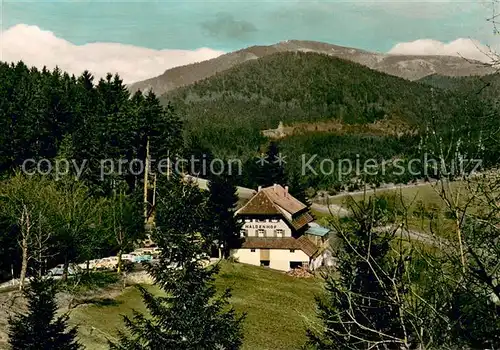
250,249,256,252
275,229,285,237
289,261,303,269
240,229,248,237
271,219,279,223
260,260,270,267
257,229,266,237
289,249,295,253
245,218,251,222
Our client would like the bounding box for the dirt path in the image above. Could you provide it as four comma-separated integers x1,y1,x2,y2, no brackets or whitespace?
316,181,432,203
375,225,448,247
310,203,350,217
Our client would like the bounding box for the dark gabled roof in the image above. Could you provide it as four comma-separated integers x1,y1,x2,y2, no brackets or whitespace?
235,191,281,215
241,236,319,257
291,211,314,231
236,184,308,216
296,235,320,257
261,185,306,214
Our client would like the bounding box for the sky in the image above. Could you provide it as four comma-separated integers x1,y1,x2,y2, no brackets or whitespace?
0,0,498,83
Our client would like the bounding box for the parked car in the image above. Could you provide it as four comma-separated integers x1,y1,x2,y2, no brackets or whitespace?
121,254,136,262
133,248,155,256
132,254,152,263
95,257,119,271
77,259,100,271
47,264,80,276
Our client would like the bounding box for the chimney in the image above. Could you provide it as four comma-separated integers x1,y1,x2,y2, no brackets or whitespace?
258,185,262,192
285,186,289,197
273,184,277,192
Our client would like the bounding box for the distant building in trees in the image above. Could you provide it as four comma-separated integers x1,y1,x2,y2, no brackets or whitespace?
262,121,286,139
232,184,333,271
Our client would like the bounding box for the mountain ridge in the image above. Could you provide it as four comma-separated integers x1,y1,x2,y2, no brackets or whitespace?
128,40,495,96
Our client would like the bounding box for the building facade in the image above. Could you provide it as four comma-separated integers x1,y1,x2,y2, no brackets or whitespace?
231,184,332,271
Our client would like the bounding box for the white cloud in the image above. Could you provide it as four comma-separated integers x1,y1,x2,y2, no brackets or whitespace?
388,38,497,63
0,24,225,84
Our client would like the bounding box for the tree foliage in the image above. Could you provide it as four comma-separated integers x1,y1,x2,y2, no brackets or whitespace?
110,176,245,350
8,276,82,350
207,172,242,257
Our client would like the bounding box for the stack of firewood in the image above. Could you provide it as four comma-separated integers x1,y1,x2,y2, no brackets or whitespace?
286,267,313,278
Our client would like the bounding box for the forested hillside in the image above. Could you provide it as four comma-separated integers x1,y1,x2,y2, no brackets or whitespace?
0,61,181,189
160,51,499,190
0,61,183,284
165,51,462,129
418,72,500,102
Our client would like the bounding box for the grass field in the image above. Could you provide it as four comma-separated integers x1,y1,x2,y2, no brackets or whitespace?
69,262,322,350
323,183,448,208
315,182,465,237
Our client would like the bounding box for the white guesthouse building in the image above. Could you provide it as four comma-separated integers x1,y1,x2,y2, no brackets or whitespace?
231,184,332,271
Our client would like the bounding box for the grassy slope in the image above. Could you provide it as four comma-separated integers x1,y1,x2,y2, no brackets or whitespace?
69,262,322,350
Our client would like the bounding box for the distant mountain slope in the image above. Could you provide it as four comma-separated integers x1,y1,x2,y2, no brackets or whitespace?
161,51,486,160
129,40,494,96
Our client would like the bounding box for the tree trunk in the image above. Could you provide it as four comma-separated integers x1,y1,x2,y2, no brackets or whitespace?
19,235,28,291
224,247,231,259
117,249,123,274
62,256,69,281
19,207,30,291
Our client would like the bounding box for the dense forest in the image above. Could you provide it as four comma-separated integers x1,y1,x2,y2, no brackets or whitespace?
0,61,182,191
159,51,500,190
418,72,500,101
1,55,499,194
1,56,500,349
0,61,183,283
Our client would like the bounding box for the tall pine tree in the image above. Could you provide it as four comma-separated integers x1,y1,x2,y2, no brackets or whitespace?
110,176,245,349
8,276,82,350
207,172,242,258
255,141,286,187
286,169,311,207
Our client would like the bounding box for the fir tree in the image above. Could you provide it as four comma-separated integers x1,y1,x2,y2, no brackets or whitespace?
286,170,311,207
110,176,245,349
8,276,82,350
207,172,242,258
255,141,286,187
184,134,214,177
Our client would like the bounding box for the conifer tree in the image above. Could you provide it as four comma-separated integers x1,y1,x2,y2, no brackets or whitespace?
184,134,213,177
207,172,242,258
110,176,245,349
255,141,286,187
286,169,311,207
8,276,82,350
